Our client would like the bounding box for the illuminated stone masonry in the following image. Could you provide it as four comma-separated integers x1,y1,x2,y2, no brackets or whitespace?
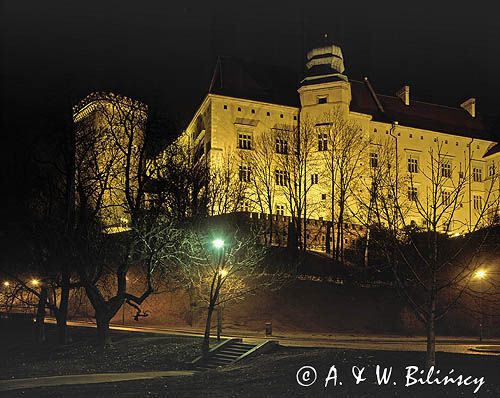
177,44,499,250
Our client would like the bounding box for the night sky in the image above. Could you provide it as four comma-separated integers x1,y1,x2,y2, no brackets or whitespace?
1,1,499,220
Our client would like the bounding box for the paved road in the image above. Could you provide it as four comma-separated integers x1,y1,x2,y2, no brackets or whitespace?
0,371,194,392
48,319,500,356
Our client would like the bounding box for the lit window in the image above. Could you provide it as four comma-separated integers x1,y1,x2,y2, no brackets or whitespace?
275,170,288,186
311,173,319,185
275,138,288,154
489,164,496,176
441,162,451,178
408,186,418,202
442,191,451,206
473,195,482,210
318,133,328,151
473,168,482,182
238,133,252,150
276,204,285,216
408,157,419,173
370,153,379,168
238,165,251,182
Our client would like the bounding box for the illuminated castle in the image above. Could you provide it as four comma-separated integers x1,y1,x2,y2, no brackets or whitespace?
177,43,500,250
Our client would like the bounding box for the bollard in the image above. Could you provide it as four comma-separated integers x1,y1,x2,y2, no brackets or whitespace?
265,321,272,337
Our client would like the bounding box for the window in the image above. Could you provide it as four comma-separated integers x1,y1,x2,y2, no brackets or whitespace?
317,96,327,104
251,109,255,114
239,165,251,182
275,170,288,186
318,133,328,151
473,168,482,182
321,193,327,200
293,115,297,120
275,138,288,154
266,112,270,116
237,107,241,112
276,204,285,216
441,162,451,178
489,164,496,176
280,114,284,118
442,191,451,206
408,157,418,173
370,153,379,168
223,104,227,110
238,133,252,150
473,195,482,210
311,173,319,185
242,201,251,212
408,186,418,202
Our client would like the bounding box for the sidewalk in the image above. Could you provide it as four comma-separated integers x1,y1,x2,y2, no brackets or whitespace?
0,371,194,392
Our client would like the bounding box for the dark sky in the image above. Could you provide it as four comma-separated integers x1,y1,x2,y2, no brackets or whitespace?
2,1,500,124
1,1,499,211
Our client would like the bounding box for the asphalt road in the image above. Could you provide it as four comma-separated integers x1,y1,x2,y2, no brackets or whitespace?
48,319,500,356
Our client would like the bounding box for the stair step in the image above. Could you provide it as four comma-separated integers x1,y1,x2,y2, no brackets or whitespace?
221,349,248,355
214,353,241,359
230,343,255,348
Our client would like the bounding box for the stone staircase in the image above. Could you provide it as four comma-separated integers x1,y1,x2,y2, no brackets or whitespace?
192,338,276,371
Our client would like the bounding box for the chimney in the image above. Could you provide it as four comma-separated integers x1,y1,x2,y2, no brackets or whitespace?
460,97,476,117
396,85,410,106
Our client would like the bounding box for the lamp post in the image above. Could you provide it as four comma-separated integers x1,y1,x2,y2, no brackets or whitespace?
474,269,487,342
212,239,225,341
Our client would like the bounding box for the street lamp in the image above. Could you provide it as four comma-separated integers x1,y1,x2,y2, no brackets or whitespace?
2,281,9,287
212,239,224,249
474,269,487,342
31,279,40,287
212,238,225,341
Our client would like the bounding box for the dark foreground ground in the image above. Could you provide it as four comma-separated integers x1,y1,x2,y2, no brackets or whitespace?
0,323,202,379
1,324,499,397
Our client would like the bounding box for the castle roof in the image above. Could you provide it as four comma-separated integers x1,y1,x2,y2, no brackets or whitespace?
208,56,497,142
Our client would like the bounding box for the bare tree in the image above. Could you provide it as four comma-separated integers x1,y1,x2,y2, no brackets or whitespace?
73,93,182,347
176,226,285,355
240,130,278,244
319,110,368,264
275,120,316,251
364,137,500,368
207,152,250,216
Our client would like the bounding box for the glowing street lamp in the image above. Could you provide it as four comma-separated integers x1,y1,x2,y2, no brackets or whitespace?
474,269,487,280
212,239,224,249
2,281,9,287
31,279,40,287
473,269,487,341
219,269,228,277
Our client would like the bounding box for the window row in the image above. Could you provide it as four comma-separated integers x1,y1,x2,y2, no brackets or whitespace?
225,105,297,120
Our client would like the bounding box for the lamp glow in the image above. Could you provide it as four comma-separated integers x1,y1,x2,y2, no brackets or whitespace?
3,281,9,287
212,239,224,249
474,270,487,280
219,269,228,277
31,279,40,286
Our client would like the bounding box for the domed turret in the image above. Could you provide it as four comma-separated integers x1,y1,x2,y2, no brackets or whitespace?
301,43,348,85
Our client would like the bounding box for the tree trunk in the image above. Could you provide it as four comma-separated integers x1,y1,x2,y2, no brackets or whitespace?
35,286,48,344
56,273,71,344
96,312,112,348
202,304,215,356
426,293,437,369
364,227,370,268
326,222,331,255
